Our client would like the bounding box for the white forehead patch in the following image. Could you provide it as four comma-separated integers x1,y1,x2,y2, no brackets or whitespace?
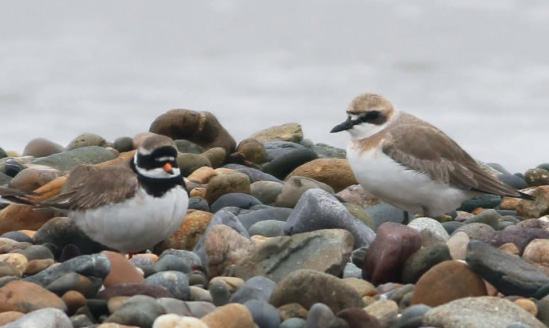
155,156,175,162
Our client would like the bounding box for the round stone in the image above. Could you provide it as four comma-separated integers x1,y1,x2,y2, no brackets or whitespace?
23,138,64,158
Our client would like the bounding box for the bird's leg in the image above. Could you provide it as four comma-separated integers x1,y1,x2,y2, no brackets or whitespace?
403,211,411,225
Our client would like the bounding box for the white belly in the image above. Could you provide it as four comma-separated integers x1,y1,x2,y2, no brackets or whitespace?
71,186,188,253
347,145,473,217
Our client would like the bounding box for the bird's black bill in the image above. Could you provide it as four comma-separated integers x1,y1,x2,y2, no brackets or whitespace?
330,119,354,133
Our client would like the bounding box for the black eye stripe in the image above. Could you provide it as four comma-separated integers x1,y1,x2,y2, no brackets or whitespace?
137,146,178,169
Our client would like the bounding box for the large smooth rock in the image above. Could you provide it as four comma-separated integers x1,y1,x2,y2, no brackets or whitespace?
284,189,375,248
466,240,549,297
31,146,117,172
522,239,549,276
286,158,358,193
0,280,67,313
8,166,63,192
411,260,487,307
150,109,236,157
22,138,65,157
363,222,421,285
269,269,363,314
0,205,55,235
423,296,546,328
230,229,354,282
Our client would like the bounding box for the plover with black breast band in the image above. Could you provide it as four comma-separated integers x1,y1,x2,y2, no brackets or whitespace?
0,134,189,253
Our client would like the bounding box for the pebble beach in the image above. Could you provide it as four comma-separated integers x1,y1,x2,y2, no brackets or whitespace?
1,109,549,328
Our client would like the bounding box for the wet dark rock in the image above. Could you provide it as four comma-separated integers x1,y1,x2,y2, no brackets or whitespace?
458,194,502,212
262,148,318,180
224,164,282,183
466,240,549,297
211,193,262,213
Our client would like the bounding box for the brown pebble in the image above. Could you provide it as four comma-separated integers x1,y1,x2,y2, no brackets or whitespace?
514,298,538,316
188,166,218,184
108,296,131,314
343,278,377,297
0,280,67,313
102,251,144,287
190,187,207,198
278,303,308,320
499,243,520,256
0,253,28,277
202,303,256,328
62,290,87,315
24,258,55,275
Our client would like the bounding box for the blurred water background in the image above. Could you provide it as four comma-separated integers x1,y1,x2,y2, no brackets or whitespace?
1,0,548,173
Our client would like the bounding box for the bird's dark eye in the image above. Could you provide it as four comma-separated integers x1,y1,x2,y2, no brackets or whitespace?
360,111,380,122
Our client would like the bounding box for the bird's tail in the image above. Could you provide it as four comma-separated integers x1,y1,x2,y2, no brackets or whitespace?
0,187,39,206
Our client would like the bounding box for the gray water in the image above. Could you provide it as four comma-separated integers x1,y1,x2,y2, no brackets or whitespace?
1,0,548,173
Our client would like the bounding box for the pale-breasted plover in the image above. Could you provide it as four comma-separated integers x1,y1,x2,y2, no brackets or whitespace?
0,134,189,253
331,93,531,219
